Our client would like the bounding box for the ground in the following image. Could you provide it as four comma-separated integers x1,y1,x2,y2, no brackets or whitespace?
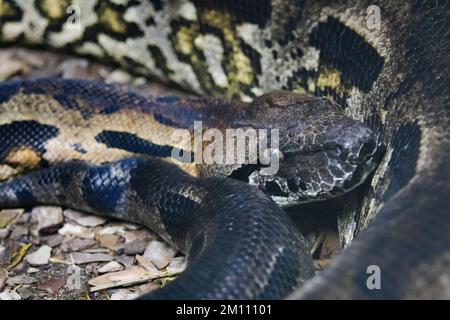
0,47,339,300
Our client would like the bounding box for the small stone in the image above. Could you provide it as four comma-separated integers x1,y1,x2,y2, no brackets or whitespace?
136,255,158,272
124,239,148,255
42,234,65,247
58,58,89,79
137,282,159,295
0,59,29,80
0,246,11,265
88,266,148,288
15,49,45,67
98,261,124,273
9,225,29,240
25,245,52,266
0,228,10,239
13,261,27,273
0,209,22,228
37,277,65,295
16,212,31,224
98,225,126,236
16,286,32,299
114,254,135,267
63,209,107,227
121,223,141,230
143,240,177,270
7,274,38,285
32,206,64,234
62,238,95,252
167,256,187,273
318,230,341,260
105,69,131,84
58,223,94,239
99,234,123,252
27,267,40,274
0,289,22,300
0,268,7,290
123,229,155,243
82,248,109,254
69,252,113,264
110,289,140,300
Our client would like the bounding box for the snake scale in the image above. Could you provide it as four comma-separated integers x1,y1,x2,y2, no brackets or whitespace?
0,0,449,299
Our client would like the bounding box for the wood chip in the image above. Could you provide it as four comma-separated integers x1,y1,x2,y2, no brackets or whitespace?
97,225,126,236
82,248,109,254
98,234,123,252
63,209,107,227
42,234,65,247
98,261,124,273
61,238,95,252
68,252,113,264
88,266,179,292
114,255,135,267
7,274,38,285
123,229,155,243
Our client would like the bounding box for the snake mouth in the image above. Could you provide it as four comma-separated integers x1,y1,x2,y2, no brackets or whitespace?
227,138,385,207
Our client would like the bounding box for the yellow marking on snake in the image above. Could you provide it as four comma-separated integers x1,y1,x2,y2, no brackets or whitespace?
317,68,342,91
176,26,195,55
201,9,253,95
315,67,353,98
0,92,199,178
41,0,70,19
0,0,14,16
99,5,127,34
5,147,42,169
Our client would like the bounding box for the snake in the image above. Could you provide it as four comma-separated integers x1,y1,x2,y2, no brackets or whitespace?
0,0,449,299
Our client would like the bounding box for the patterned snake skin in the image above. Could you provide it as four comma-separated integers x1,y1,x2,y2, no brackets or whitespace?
0,0,449,299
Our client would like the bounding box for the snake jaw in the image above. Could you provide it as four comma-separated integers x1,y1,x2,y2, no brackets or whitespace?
245,129,384,207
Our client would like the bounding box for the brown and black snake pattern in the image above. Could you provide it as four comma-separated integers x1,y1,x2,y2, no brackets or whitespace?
0,0,449,299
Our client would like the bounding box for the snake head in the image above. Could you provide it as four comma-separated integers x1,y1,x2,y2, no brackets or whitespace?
229,90,384,206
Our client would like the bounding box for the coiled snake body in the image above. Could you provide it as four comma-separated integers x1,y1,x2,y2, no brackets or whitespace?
0,0,449,299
